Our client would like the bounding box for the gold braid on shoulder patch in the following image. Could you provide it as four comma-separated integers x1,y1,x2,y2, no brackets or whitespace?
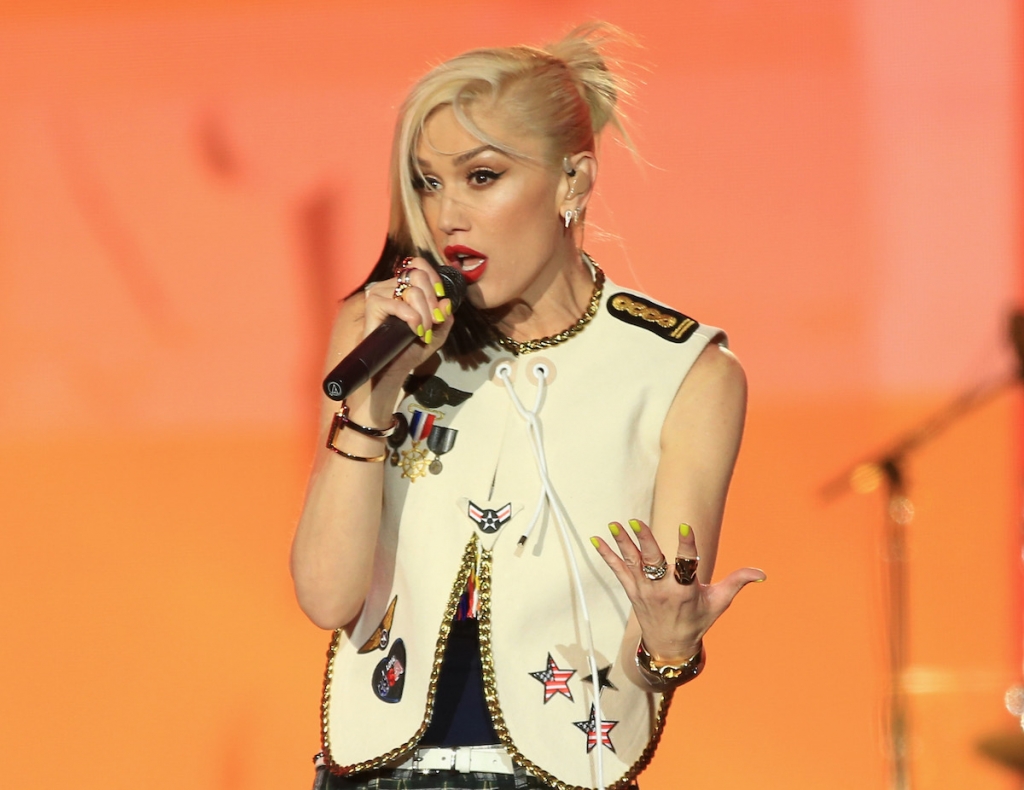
606,292,699,344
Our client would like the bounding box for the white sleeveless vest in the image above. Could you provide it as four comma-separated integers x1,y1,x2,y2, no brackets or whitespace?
321,271,724,790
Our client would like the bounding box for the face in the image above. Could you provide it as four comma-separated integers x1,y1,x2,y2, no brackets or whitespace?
414,104,569,311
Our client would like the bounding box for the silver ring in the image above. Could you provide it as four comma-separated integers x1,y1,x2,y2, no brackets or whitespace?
642,558,669,581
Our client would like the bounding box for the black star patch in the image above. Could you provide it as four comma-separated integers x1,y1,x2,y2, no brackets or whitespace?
573,704,617,753
582,664,617,694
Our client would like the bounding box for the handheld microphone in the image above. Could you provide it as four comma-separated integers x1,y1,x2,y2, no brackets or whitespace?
322,265,467,401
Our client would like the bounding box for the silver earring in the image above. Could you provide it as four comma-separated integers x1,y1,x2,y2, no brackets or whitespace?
564,209,574,228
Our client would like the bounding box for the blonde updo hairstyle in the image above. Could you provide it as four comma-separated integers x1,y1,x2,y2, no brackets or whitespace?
389,22,632,263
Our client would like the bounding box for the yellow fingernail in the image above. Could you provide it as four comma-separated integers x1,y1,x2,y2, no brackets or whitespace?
444,301,452,316
608,522,620,537
590,537,600,549
433,307,445,323
628,519,641,533
416,324,424,338
680,523,691,537
434,282,446,297
424,329,433,345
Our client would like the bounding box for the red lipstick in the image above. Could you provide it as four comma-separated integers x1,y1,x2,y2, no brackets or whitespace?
444,245,487,284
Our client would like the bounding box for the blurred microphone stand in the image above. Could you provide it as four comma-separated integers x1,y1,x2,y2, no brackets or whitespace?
819,310,1024,790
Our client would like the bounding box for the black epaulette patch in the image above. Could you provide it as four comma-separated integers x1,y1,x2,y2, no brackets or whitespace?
606,292,700,343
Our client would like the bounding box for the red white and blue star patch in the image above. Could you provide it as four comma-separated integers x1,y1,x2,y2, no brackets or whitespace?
529,653,576,703
573,704,618,753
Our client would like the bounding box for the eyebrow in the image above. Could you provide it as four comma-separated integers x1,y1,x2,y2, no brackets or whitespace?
417,144,506,169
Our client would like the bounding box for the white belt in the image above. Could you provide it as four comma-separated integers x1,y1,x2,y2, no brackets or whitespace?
394,745,515,775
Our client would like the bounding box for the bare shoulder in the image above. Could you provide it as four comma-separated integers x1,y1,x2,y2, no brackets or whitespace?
684,342,746,395
668,341,747,423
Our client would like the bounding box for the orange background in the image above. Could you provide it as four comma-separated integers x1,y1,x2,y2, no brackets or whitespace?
0,2,1020,788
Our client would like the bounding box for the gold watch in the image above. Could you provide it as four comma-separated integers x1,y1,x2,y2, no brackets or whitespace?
635,640,705,688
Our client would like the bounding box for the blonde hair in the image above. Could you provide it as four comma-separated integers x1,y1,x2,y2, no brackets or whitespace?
388,22,633,262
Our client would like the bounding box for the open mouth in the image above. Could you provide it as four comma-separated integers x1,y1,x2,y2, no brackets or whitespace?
444,245,487,284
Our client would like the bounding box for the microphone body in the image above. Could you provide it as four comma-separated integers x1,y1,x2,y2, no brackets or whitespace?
323,265,466,401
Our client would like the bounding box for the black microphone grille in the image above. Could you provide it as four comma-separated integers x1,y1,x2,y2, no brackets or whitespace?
438,266,467,312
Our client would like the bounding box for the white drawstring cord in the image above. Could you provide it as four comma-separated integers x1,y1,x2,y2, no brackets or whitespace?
497,362,606,790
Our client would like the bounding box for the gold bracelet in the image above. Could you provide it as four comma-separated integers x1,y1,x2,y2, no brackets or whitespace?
635,639,705,690
336,401,399,438
325,403,396,462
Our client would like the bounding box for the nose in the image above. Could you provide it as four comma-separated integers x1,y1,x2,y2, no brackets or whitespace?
435,192,468,236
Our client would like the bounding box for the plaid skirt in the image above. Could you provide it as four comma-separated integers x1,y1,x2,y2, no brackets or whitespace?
316,765,639,790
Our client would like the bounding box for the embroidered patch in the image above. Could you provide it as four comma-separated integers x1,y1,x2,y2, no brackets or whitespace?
357,596,398,654
371,638,406,703
468,501,512,534
606,292,699,343
573,705,618,753
530,653,576,703
582,664,618,694
407,374,472,409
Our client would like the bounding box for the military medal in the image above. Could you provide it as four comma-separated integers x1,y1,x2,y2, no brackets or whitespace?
399,409,437,482
426,425,457,474
388,376,471,481
387,413,409,466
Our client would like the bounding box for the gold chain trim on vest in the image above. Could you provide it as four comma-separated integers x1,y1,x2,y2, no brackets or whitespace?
476,547,673,790
320,535,481,774
495,258,605,356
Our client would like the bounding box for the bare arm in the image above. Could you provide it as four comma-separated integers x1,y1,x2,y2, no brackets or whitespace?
591,342,765,686
290,260,453,630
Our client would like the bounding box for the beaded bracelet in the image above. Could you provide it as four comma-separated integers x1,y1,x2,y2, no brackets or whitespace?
325,401,399,463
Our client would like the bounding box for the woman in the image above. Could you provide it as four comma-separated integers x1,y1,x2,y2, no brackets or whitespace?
291,23,764,790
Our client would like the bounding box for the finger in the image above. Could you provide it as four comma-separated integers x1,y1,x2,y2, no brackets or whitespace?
606,521,642,570
404,256,444,291
705,566,767,618
626,518,666,568
589,536,639,600
401,257,451,311
675,522,698,560
364,285,428,339
400,282,437,341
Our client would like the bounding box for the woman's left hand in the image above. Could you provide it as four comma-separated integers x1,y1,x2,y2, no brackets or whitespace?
592,518,765,663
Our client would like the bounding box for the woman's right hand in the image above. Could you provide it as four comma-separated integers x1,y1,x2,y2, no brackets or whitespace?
293,256,454,630
355,256,454,405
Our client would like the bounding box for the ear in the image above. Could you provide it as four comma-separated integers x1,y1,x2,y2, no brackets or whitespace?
558,151,597,214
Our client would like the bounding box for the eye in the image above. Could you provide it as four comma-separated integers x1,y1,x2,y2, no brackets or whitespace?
413,175,442,192
468,168,502,186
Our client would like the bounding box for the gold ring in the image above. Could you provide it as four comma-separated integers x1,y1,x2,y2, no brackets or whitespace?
674,556,699,585
392,268,413,299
